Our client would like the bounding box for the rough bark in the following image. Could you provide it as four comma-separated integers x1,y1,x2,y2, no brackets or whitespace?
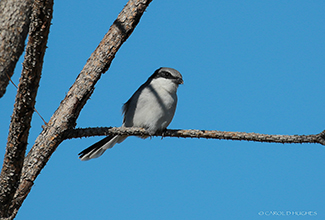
2,0,321,219
0,0,53,218
0,0,34,98
0,0,152,219
65,127,325,146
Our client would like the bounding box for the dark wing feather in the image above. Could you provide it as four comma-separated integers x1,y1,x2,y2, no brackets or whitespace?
122,68,161,123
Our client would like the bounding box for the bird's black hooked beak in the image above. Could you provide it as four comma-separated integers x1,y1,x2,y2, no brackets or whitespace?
175,78,184,85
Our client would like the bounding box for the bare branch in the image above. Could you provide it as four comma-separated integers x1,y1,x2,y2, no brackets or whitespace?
65,127,325,146
0,0,34,98
0,0,53,218
3,0,152,218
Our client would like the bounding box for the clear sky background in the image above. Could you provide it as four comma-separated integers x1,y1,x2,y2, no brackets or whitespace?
1,0,325,219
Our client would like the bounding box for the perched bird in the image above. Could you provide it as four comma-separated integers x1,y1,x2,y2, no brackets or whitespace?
79,67,183,161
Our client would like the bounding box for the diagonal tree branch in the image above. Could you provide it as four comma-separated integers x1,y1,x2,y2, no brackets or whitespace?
3,0,152,219
65,127,325,146
0,0,34,98
0,0,53,218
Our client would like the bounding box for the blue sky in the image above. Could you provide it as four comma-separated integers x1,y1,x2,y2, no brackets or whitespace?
1,0,325,219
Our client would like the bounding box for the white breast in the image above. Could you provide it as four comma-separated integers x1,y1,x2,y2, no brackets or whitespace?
124,77,178,134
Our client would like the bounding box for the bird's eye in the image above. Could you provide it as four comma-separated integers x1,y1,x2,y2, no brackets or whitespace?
162,71,171,78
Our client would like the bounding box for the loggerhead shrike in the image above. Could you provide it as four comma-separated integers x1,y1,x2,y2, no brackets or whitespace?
78,67,183,161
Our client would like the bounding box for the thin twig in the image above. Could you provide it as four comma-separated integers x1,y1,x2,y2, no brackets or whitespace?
6,73,47,125
65,127,325,146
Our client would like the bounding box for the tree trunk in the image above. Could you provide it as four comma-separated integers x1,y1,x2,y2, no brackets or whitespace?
0,0,152,219
0,0,34,98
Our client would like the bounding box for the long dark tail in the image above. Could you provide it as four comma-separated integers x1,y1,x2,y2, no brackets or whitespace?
78,135,119,161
